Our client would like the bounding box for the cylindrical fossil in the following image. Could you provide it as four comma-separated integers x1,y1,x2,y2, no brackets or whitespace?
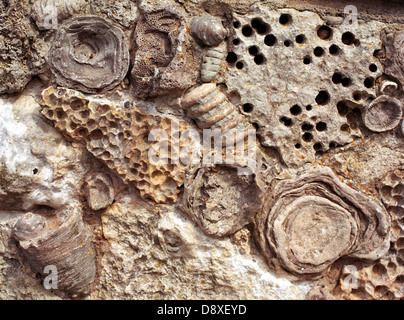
363,95,403,132
49,16,130,94
190,16,228,47
255,166,391,280
201,42,227,82
181,83,250,141
13,210,96,297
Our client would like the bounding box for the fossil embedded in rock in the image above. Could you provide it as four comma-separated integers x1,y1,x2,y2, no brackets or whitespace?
380,80,398,95
363,96,403,132
201,42,227,83
182,164,264,237
41,86,195,204
84,172,116,211
49,16,129,94
255,166,391,280
384,30,404,87
13,210,96,297
190,15,228,47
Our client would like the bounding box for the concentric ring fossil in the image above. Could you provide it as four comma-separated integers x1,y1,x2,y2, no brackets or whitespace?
49,16,129,94
255,166,391,280
363,95,403,132
182,164,265,237
13,210,96,297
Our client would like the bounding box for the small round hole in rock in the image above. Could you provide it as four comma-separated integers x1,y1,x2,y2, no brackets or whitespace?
340,123,351,133
341,78,351,87
332,72,343,84
295,143,301,149
314,47,325,57
313,143,322,151
251,18,269,35
264,34,277,46
302,132,313,142
279,14,292,25
364,77,374,88
226,52,237,64
316,121,327,131
303,56,311,64
242,25,253,37
284,40,291,47
337,102,349,116
306,105,312,111
317,25,332,40
329,142,336,149
353,93,361,101
369,63,377,72
290,105,302,115
280,116,292,126
236,61,244,69
295,34,306,44
342,32,355,45
233,21,240,29
254,54,265,65
329,44,339,55
232,38,240,45
248,46,259,55
242,103,254,113
315,90,330,105
33,168,38,175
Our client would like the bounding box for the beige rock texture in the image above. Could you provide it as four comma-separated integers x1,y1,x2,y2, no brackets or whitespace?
0,0,403,301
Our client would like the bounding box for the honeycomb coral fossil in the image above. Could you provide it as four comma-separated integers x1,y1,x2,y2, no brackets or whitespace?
255,166,391,280
49,16,129,94
12,210,96,297
41,86,194,203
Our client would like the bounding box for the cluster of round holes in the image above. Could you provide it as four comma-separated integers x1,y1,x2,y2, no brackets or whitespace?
226,51,244,70
332,72,351,87
280,116,292,126
251,18,269,35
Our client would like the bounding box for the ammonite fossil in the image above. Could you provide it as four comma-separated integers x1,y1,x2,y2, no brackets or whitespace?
363,95,403,132
49,16,129,94
13,210,96,297
255,166,391,280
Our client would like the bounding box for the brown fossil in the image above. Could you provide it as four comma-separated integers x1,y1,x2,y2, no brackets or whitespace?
255,166,391,280
49,16,129,94
12,210,96,297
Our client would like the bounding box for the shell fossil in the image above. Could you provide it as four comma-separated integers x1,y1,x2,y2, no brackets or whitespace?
49,16,130,94
182,164,265,237
31,0,87,30
255,166,391,280
363,95,403,132
13,210,96,297
181,83,251,142
190,16,228,47
201,42,227,83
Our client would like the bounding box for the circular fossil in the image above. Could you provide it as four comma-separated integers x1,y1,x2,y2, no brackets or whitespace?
190,15,228,47
255,166,391,280
363,95,403,132
182,164,264,237
49,16,129,94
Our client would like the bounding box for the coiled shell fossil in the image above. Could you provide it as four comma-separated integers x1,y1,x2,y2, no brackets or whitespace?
201,42,226,83
255,166,391,280
181,83,250,142
182,164,264,237
31,0,87,30
49,16,130,94
191,16,228,47
13,210,96,297
363,95,403,132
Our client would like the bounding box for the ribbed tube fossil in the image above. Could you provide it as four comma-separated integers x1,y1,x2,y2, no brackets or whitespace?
12,210,96,297
181,83,250,141
363,95,403,132
190,16,228,47
49,16,129,94
201,42,227,83
255,166,391,280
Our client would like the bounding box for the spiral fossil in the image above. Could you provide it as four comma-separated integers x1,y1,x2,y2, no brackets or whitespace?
12,209,96,297
255,166,391,280
49,16,129,94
